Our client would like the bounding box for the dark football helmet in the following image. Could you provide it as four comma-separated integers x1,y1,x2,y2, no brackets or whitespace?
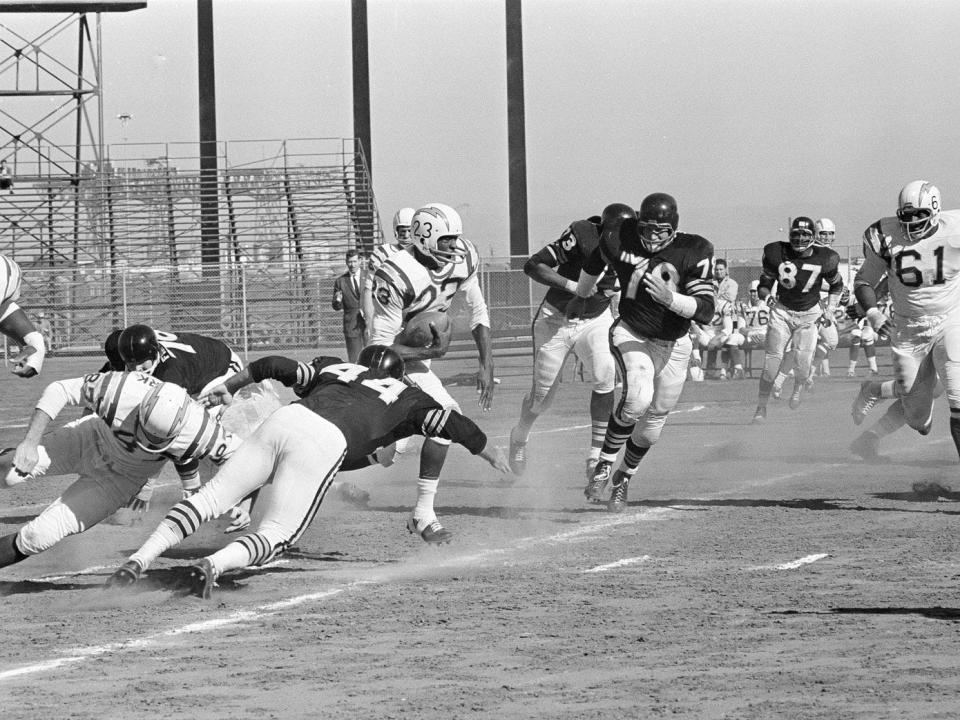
358,344,405,380
103,329,125,371
637,193,679,252
117,323,160,368
600,203,636,232
789,216,816,252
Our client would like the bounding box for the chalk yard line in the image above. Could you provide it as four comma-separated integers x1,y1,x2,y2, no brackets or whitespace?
584,555,652,573
488,405,705,441
0,508,673,682
749,553,830,571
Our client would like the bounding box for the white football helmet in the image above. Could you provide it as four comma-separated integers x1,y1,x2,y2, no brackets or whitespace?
411,203,468,264
897,180,941,241
392,207,415,246
136,382,192,453
815,218,836,246
749,279,760,293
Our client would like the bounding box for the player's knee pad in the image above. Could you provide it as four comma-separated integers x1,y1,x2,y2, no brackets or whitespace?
725,332,745,348
942,361,960,409
614,382,653,425
590,359,616,395
17,498,81,555
860,326,876,346
634,411,668,447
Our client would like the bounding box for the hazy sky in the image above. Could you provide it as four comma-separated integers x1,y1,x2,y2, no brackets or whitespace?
8,0,960,258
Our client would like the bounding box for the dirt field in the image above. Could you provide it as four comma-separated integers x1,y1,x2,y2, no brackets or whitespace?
3,350,960,719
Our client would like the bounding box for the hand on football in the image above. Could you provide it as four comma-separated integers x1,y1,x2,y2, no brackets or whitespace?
642,271,674,307
11,345,37,378
12,441,39,478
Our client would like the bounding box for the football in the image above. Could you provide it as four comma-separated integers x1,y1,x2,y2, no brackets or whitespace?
399,310,451,347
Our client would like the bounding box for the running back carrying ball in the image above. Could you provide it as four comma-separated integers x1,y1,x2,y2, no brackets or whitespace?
398,310,451,347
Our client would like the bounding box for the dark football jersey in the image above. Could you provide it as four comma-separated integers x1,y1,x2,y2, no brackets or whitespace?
248,355,488,465
759,242,842,312
530,218,618,318
149,330,236,394
584,220,715,341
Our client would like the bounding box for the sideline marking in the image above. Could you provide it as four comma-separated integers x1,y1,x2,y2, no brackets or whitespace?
584,555,651,573
750,553,830,571
0,509,673,682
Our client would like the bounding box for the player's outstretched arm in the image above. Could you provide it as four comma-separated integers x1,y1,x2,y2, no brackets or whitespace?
472,323,495,411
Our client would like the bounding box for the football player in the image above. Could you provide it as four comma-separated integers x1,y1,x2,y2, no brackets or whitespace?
106,347,510,597
851,181,960,462
726,279,769,377
368,202,495,542
0,254,46,378
108,324,246,520
0,373,242,570
508,203,632,480
570,192,715,512
362,207,416,324
751,216,844,422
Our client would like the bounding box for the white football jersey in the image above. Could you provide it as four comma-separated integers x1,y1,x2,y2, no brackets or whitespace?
45,371,238,465
369,239,488,344
0,254,23,307
739,299,769,328
860,210,960,319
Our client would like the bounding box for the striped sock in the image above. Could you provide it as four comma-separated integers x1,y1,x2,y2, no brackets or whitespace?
621,438,650,477
599,415,635,463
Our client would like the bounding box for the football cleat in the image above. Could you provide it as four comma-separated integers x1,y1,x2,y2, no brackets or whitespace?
789,385,803,410
851,381,881,426
584,459,612,502
508,427,527,476
585,457,599,483
731,367,745,380
751,406,767,424
406,515,453,544
185,558,217,600
105,559,143,588
847,369,856,378
607,472,630,513
849,432,882,463
771,385,782,400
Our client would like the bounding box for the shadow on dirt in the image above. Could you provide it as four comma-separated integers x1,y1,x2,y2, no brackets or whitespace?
0,579,95,596
0,514,38,524
830,607,960,621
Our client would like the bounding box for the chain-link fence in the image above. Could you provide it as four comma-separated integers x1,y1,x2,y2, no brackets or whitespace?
18,242,864,361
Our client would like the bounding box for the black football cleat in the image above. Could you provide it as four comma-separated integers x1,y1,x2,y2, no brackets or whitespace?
185,558,217,599
406,516,453,544
584,460,612,502
105,559,143,588
508,427,527,476
607,473,630,513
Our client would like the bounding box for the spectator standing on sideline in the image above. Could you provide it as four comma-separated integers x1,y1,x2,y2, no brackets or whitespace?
332,249,367,362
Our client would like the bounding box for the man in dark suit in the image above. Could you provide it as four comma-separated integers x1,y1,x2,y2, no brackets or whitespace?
332,249,367,361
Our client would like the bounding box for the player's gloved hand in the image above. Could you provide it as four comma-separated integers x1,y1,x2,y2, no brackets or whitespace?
764,295,777,308
201,383,233,408
866,307,894,340
845,304,861,321
11,345,37,377
224,504,251,534
642,271,674,307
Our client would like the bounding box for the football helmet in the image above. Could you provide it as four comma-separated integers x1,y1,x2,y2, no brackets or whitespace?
815,218,836,246
897,180,941,241
788,216,816,252
600,203,636,232
749,279,760,293
411,203,468,264
103,329,124,371
393,207,415,246
637,193,679,253
136,382,192,452
117,324,160,369
358,344,405,380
